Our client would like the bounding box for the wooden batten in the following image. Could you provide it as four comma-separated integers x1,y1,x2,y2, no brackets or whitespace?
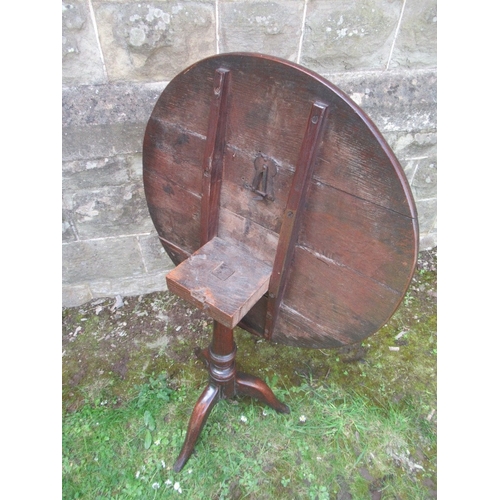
200,68,232,245
265,101,329,339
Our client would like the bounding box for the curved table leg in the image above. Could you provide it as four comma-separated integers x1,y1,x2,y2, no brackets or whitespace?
194,346,210,369
235,371,290,414
173,383,220,472
173,324,290,472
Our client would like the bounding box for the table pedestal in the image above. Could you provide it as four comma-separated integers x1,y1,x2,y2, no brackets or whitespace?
173,320,290,472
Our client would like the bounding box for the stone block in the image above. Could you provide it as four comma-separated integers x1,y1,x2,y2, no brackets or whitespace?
389,0,437,69
127,153,144,181
219,1,304,60
385,131,437,160
62,237,146,283
415,198,436,242
407,157,437,201
419,229,437,251
93,1,217,82
62,271,169,307
401,159,418,186
62,1,107,85
63,154,144,191
138,234,174,273
63,156,131,192
62,83,165,161
62,283,93,308
329,69,437,134
63,209,78,243
63,123,146,161
62,82,164,128
70,182,153,239
301,0,404,73
88,271,169,298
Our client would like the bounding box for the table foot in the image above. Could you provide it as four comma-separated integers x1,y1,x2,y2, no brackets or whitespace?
236,371,290,414
173,383,220,473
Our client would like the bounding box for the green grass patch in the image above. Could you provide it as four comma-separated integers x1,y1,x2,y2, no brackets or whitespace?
63,373,435,499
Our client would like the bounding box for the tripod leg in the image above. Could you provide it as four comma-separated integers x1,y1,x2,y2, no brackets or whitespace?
235,372,290,414
173,383,220,472
194,346,210,369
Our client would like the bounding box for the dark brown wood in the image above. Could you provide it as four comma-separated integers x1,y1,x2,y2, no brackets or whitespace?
200,68,231,245
235,371,290,413
143,53,419,348
173,320,289,472
173,383,219,473
265,101,329,338
166,236,272,329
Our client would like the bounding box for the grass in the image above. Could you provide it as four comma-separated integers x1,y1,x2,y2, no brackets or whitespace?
62,251,437,499
63,375,435,499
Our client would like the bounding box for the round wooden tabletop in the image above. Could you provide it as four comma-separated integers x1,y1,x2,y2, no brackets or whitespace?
143,53,419,348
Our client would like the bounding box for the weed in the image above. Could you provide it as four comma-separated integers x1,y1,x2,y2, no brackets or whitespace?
134,372,174,408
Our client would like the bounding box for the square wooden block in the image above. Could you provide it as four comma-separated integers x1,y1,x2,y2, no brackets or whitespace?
166,237,272,328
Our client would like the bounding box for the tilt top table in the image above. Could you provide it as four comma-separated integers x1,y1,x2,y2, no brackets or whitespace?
142,53,419,471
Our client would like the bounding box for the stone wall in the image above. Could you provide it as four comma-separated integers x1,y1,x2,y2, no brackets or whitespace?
62,0,437,307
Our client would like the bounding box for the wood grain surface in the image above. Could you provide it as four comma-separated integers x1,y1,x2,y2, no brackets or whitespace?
166,237,272,329
143,53,418,348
